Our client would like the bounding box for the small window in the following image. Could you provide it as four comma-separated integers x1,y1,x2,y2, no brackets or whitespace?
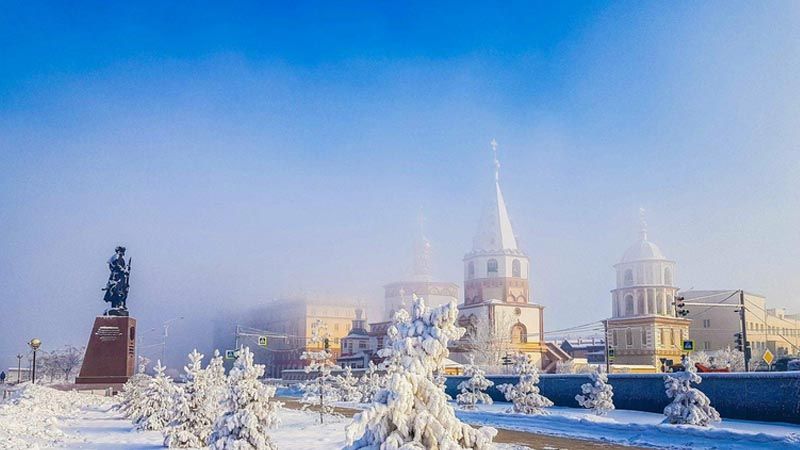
468,262,475,279
487,259,498,274
512,259,521,277
624,269,634,286
626,328,633,346
641,328,648,346
664,267,673,285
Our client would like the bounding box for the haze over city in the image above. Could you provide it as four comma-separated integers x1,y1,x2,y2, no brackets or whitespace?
2,1,799,372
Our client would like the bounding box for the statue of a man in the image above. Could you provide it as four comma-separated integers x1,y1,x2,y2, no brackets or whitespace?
103,246,131,315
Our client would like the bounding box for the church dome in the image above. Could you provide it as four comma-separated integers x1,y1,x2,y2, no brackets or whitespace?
621,238,665,263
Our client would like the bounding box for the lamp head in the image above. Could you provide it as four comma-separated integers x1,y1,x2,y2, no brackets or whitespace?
29,338,41,350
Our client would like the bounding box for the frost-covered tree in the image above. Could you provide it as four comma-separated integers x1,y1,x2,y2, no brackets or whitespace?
575,366,614,415
335,366,361,403
357,361,385,403
137,355,151,374
690,351,711,368
134,360,180,431
345,295,497,450
662,360,721,426
714,347,745,372
461,313,516,373
456,356,494,410
300,319,340,420
208,347,282,450
205,350,228,403
117,372,151,419
496,353,553,415
164,350,219,448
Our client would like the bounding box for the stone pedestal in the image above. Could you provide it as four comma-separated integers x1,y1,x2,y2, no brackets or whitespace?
75,316,136,389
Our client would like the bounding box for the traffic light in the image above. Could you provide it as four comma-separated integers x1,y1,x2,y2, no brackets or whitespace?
734,332,743,351
323,338,330,350
675,296,689,317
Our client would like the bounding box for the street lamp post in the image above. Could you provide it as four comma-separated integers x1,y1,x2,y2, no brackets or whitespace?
161,317,184,364
28,338,41,384
15,354,22,383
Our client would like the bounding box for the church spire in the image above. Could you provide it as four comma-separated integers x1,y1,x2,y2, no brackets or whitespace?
471,140,520,252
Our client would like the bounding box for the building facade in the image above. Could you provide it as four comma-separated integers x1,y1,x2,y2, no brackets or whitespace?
683,290,800,361
252,296,358,378
606,213,690,371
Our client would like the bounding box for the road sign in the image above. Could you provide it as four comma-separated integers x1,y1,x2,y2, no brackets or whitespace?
225,349,238,360
763,348,775,366
682,340,695,352
258,336,268,347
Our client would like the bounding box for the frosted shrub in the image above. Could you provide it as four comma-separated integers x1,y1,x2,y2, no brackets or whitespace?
345,295,497,449
335,366,362,403
134,361,180,431
496,353,553,415
575,366,614,415
208,347,282,450
164,350,219,448
357,361,385,403
456,356,494,410
662,361,720,426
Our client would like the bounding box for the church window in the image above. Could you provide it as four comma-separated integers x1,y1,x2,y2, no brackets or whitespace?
664,267,673,285
641,328,648,346
624,295,634,316
511,323,527,344
637,295,645,315
512,259,521,277
625,328,633,347
468,262,475,279
487,259,498,274
624,269,633,286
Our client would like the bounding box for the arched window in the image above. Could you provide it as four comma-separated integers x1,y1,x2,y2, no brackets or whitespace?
624,269,634,286
511,323,527,343
664,267,673,285
468,261,475,279
637,295,645,316
625,294,634,316
487,259,498,274
512,259,521,277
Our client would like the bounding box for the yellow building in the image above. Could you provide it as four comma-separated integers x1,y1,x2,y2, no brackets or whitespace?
256,296,358,378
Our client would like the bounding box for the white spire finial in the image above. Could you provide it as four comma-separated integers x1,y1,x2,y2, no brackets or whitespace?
491,139,499,182
639,207,648,240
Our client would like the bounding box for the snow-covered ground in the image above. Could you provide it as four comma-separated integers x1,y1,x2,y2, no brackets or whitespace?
1,385,528,449
455,403,800,450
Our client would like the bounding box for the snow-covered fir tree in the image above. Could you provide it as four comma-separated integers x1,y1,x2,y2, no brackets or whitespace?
117,371,151,419
134,360,180,431
662,359,721,426
345,295,497,450
335,365,361,403
575,366,614,415
300,319,340,419
205,349,228,404
164,350,218,448
456,356,494,410
714,346,745,372
357,361,385,403
208,347,282,450
496,353,553,415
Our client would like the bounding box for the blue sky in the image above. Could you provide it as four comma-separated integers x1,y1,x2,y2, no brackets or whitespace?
1,2,798,368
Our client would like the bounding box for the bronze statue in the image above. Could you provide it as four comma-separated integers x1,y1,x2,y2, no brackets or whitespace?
103,246,131,316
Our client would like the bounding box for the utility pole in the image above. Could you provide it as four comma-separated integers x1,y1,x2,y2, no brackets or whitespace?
739,290,750,372
16,354,22,383
603,320,611,374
